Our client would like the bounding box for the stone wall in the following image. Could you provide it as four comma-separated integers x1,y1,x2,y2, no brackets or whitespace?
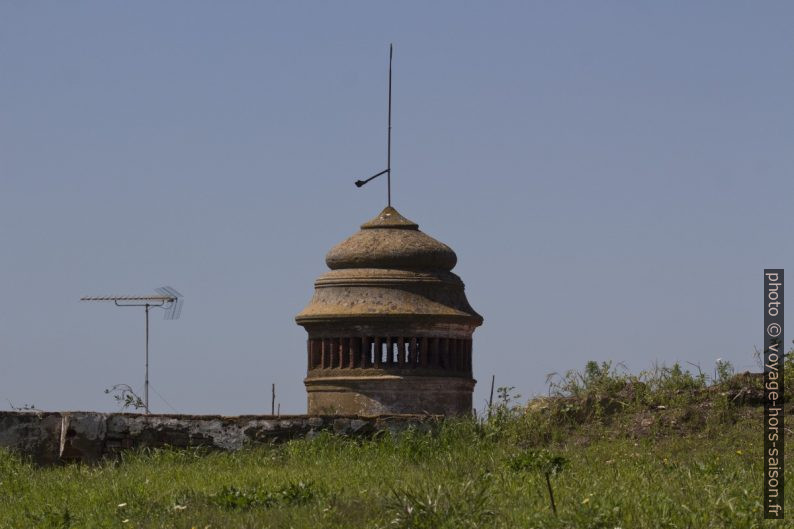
0,411,439,465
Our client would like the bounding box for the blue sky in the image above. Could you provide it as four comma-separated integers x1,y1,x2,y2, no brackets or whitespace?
1,2,792,414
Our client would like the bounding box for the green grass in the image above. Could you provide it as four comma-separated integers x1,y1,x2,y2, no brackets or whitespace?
1,361,792,528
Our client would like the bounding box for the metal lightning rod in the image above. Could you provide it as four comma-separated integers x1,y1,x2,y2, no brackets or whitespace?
387,43,392,207
355,44,394,207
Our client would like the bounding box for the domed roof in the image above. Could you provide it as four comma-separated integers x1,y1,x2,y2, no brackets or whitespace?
296,206,482,327
325,207,457,271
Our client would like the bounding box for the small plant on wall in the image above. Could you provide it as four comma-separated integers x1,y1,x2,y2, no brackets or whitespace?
104,384,146,411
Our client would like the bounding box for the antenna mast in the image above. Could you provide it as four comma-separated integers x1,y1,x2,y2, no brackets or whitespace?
81,287,183,414
355,44,395,207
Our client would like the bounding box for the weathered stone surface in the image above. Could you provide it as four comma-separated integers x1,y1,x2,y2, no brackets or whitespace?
305,375,475,415
60,412,107,463
0,411,438,465
332,418,350,434
325,206,458,271
349,419,372,434
0,412,62,465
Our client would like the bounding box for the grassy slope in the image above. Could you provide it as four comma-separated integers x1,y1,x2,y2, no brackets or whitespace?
1,363,792,528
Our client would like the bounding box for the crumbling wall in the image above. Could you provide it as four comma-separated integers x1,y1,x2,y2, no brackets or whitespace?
0,412,63,465
0,411,438,465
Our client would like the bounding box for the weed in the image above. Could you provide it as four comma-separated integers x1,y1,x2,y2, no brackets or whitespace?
210,480,318,510
784,347,794,401
714,358,735,384
508,449,567,515
385,479,496,529
211,485,278,510
104,384,146,411
26,506,77,529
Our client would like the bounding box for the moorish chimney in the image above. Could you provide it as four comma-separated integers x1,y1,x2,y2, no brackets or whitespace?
295,206,482,415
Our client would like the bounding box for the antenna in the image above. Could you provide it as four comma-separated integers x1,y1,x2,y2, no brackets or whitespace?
81,286,183,414
355,44,394,206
